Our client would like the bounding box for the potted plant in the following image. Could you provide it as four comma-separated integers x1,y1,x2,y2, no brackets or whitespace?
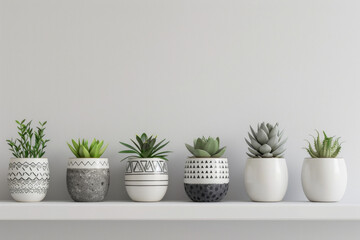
119,133,170,202
184,137,229,202
244,122,288,202
6,120,50,202
67,139,109,202
302,131,347,202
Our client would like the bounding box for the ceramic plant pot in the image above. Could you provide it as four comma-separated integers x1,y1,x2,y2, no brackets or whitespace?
302,158,347,202
125,158,168,202
67,158,110,202
244,158,288,202
184,158,229,202
8,158,50,202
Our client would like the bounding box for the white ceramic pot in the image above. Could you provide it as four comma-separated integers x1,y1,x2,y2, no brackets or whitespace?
244,158,288,202
125,158,168,202
8,158,50,202
184,158,229,202
301,158,347,202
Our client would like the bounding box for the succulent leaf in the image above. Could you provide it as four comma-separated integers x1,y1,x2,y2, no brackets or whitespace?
259,144,272,154
256,129,269,144
213,147,226,158
203,137,218,155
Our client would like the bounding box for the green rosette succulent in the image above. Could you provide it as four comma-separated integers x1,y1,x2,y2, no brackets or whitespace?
185,137,226,158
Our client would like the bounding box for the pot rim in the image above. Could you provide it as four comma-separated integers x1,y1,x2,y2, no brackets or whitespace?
10,157,48,160
126,157,168,161
68,158,108,160
247,157,285,160
304,157,344,160
186,157,228,160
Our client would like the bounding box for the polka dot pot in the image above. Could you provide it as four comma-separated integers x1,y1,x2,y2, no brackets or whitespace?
184,158,229,202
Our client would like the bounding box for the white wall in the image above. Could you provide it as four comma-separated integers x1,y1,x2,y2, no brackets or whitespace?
1,0,360,239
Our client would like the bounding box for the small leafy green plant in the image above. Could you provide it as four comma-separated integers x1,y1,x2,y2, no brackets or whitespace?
185,137,226,158
305,131,342,158
119,133,170,161
7,119,50,158
67,139,108,158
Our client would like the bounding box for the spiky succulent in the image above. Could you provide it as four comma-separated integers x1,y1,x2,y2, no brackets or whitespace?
245,122,287,158
67,139,108,158
119,133,170,161
305,131,342,158
185,137,226,158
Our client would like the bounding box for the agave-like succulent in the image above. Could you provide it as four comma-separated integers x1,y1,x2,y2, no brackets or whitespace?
305,131,342,158
245,122,287,158
185,137,226,158
67,139,108,158
119,133,171,161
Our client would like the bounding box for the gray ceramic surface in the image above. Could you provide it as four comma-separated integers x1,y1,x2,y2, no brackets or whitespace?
67,169,110,202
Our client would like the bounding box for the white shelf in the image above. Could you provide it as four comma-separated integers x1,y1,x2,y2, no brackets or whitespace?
0,201,359,221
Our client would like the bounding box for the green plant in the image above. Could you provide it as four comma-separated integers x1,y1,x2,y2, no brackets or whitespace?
185,137,226,158
119,133,170,161
6,119,50,158
67,139,108,158
305,131,342,158
245,122,287,158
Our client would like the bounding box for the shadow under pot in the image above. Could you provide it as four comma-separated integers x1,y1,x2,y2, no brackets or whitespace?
125,158,168,202
244,158,288,202
302,158,347,202
67,158,110,202
8,158,50,202
184,158,229,202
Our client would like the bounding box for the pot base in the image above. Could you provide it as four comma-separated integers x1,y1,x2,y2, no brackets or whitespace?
126,186,167,202
184,183,229,202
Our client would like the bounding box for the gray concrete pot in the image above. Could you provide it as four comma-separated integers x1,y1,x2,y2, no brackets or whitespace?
67,158,110,202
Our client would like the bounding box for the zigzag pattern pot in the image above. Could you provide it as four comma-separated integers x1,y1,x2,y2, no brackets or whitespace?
184,158,229,202
125,158,168,202
67,158,110,202
8,158,50,202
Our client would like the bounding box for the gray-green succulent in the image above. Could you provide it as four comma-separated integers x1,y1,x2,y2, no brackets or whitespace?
67,139,108,158
185,137,226,158
305,131,342,158
245,122,287,158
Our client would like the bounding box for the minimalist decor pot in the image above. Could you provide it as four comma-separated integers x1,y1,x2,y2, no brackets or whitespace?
67,158,110,202
302,158,347,202
8,158,50,202
125,158,168,202
184,158,229,202
244,158,288,202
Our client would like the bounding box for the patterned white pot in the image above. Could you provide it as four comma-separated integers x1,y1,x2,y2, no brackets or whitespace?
125,158,168,202
8,158,50,202
244,158,288,202
67,158,110,202
184,158,229,202
302,158,347,202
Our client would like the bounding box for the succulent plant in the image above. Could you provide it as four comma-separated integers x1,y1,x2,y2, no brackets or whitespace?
245,122,287,158
67,139,108,158
7,119,50,158
119,133,171,161
185,137,226,158
305,131,342,158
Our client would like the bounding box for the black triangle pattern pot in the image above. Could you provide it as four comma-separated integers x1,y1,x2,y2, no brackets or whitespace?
184,158,229,202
